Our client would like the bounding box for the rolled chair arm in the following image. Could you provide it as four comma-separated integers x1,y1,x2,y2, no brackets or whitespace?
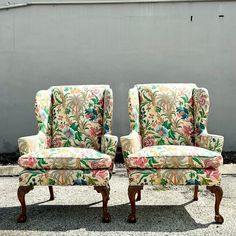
195,133,224,153
18,132,47,155
120,131,142,158
101,134,118,159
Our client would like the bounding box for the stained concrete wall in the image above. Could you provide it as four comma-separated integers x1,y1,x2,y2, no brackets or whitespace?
0,1,236,152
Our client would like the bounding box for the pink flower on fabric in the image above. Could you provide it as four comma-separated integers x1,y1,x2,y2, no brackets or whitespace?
134,157,148,168
203,156,223,169
92,170,107,179
99,99,104,107
27,157,37,167
80,143,85,148
199,94,207,106
89,126,102,137
52,138,62,147
183,126,193,136
204,169,220,180
143,136,154,146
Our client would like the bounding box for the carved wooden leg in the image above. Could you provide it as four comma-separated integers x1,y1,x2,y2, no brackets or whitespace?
136,189,141,201
17,186,33,223
207,186,224,224
94,185,111,223
49,186,55,201
193,186,199,201
128,185,143,223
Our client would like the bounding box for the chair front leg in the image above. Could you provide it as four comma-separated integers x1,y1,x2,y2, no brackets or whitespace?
128,185,143,223
17,186,34,223
49,186,55,200
193,186,199,201
207,186,224,224
94,185,111,223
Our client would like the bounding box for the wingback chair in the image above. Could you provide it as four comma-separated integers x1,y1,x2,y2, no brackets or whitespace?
17,85,118,223
120,83,224,224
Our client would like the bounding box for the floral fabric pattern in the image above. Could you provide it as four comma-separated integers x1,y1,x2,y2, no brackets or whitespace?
126,145,223,169
51,86,108,150
35,90,52,148
128,168,221,186
196,134,224,153
123,83,224,187
19,169,110,186
128,88,140,133
137,84,197,147
103,88,113,134
18,85,117,187
193,88,210,138
18,134,44,156
120,131,142,158
18,147,112,170
101,134,118,159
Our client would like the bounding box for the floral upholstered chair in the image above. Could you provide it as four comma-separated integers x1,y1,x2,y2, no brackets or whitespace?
17,85,118,223
120,83,224,224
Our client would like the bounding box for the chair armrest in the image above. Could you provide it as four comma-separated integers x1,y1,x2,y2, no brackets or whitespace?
195,133,224,153
18,132,46,155
101,134,118,159
120,131,142,158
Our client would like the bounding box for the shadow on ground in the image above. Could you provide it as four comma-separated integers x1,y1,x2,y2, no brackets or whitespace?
0,200,211,232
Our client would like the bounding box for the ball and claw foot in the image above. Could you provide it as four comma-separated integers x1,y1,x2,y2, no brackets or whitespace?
17,214,27,223
215,214,224,224
128,213,136,223
102,213,111,223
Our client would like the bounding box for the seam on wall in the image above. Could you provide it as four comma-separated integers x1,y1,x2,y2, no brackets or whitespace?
0,0,235,11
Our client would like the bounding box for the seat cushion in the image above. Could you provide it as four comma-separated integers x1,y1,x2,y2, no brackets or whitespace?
126,145,223,169
18,147,112,170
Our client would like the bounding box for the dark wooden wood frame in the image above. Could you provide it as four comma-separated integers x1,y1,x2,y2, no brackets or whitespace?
128,185,143,223
127,185,224,224
17,186,54,223
94,185,111,223
17,185,111,223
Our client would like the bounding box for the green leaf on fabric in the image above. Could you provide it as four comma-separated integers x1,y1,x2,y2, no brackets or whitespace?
143,94,152,102
70,123,79,131
38,158,48,168
158,139,165,145
65,108,71,115
163,121,171,129
181,95,188,104
156,107,161,112
92,96,99,105
64,140,71,147
201,178,210,185
48,179,56,185
161,178,168,186
75,131,82,141
195,169,204,174
192,157,204,167
168,130,176,140
80,160,91,169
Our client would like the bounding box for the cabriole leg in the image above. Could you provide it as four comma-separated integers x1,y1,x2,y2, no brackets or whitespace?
193,185,199,201
49,186,54,200
17,186,34,223
94,185,111,223
128,185,143,223
207,186,224,224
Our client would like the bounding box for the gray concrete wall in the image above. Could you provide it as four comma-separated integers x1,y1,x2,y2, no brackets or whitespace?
0,1,236,152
